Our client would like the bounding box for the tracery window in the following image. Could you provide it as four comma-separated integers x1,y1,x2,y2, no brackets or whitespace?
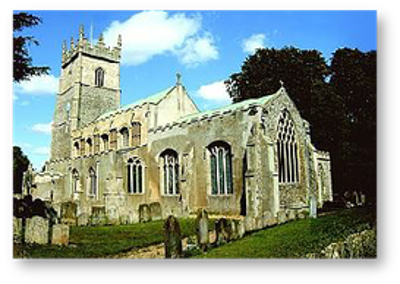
277,110,299,183
208,141,233,195
95,67,104,87
127,158,144,194
160,149,179,195
86,138,93,155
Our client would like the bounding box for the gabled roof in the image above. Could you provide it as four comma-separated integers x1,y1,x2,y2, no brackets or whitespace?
174,88,282,124
95,86,175,121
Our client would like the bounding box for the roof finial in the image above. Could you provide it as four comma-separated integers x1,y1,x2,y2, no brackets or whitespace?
79,24,84,41
279,80,284,88
98,33,104,47
176,72,182,86
117,34,122,48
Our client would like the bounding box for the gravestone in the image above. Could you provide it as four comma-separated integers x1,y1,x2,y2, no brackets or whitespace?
353,191,360,206
13,217,23,243
195,209,209,251
215,218,231,245
149,202,162,221
139,204,151,222
51,224,69,245
91,206,107,226
77,213,90,226
360,193,366,206
60,201,77,225
309,196,317,219
25,216,49,244
164,215,182,258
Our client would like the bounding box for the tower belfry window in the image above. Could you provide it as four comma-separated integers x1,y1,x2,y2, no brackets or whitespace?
95,68,104,87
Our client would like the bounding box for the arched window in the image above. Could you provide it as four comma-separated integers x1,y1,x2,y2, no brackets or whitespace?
86,138,93,155
72,169,79,193
120,127,129,148
127,158,144,194
160,149,179,195
89,167,97,198
208,141,233,195
95,67,104,87
277,110,299,183
101,134,109,152
131,122,141,147
74,141,80,157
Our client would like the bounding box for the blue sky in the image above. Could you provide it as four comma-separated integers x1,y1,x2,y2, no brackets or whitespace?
13,10,376,169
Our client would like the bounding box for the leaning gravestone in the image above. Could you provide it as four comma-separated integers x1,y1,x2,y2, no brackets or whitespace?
195,209,209,251
164,215,182,258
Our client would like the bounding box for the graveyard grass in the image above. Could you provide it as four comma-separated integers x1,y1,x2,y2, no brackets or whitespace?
194,207,376,259
14,207,376,259
14,218,214,259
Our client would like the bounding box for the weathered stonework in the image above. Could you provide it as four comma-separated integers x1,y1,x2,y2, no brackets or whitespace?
29,26,333,226
25,216,49,244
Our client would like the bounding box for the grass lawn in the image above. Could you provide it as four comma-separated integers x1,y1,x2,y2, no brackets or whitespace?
14,207,376,259
14,218,213,259
194,207,376,259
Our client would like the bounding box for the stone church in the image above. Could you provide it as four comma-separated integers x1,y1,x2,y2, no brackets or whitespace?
29,26,333,225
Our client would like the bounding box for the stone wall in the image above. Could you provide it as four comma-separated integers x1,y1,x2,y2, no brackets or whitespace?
305,229,377,259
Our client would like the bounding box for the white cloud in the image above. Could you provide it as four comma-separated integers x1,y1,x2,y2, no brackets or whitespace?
14,74,58,95
103,10,218,67
176,33,218,67
32,147,50,156
31,121,52,135
242,33,266,53
196,80,231,104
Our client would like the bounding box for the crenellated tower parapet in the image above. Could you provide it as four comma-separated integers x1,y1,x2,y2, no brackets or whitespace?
61,25,122,67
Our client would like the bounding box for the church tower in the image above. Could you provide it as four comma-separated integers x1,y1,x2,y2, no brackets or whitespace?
50,25,122,160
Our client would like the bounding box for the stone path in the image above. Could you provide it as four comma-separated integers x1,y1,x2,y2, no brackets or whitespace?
109,231,216,259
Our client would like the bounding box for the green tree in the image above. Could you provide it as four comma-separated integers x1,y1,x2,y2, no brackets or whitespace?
225,46,329,121
13,146,30,194
13,12,49,83
225,46,376,201
330,48,376,200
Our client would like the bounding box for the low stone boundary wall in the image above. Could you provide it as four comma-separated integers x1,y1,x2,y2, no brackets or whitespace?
305,229,376,259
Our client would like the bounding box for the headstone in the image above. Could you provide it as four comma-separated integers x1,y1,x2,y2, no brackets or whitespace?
277,211,287,224
13,217,23,243
353,191,360,206
77,213,89,226
25,216,49,244
215,218,230,245
51,224,69,245
139,204,151,223
164,215,182,258
149,202,162,221
237,219,245,238
60,201,77,225
195,209,209,251
360,193,366,206
309,196,317,218
91,206,107,226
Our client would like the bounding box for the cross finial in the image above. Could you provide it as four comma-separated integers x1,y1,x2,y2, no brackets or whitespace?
176,72,182,86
